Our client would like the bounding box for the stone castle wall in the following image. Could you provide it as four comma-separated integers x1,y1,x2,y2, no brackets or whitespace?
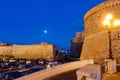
0,43,56,59
0,46,13,56
81,0,120,63
70,32,84,57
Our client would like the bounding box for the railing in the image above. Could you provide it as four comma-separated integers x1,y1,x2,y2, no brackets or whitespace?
101,62,108,74
15,59,94,80
117,64,120,72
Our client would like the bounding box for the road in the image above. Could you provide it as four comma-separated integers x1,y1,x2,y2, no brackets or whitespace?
44,69,77,80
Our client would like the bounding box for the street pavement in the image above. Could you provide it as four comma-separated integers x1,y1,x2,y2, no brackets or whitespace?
45,69,77,80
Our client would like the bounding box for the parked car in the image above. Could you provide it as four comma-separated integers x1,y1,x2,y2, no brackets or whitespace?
2,71,24,80
18,62,26,68
28,68,43,74
19,67,44,75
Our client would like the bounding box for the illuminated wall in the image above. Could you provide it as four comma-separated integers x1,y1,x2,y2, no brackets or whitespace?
0,43,57,60
81,0,120,63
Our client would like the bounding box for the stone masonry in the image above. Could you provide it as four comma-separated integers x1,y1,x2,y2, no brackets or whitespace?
81,0,120,63
0,43,58,60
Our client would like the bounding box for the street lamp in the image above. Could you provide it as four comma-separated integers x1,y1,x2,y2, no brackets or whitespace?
103,14,120,59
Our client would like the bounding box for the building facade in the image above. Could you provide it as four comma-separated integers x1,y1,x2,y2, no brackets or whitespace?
81,0,120,63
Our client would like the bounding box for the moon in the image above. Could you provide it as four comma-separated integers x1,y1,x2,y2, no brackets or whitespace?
44,30,48,34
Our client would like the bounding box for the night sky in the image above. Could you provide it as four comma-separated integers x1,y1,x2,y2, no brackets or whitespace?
0,0,105,50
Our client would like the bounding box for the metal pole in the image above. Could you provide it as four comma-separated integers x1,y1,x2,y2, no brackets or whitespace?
108,30,113,59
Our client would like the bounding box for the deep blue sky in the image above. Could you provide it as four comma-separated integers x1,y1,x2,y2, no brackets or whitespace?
0,0,105,50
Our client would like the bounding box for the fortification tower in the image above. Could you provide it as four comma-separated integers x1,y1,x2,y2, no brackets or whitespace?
81,0,120,63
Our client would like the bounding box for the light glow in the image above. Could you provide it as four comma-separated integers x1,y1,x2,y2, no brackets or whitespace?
106,14,113,20
103,20,110,25
113,20,120,26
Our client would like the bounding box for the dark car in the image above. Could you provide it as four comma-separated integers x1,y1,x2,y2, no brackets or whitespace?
2,71,24,80
19,68,44,75
28,68,43,74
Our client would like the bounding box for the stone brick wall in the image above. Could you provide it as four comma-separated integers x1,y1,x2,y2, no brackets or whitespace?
12,44,54,59
70,32,84,57
0,46,13,56
81,0,120,63
0,43,57,59
84,0,120,36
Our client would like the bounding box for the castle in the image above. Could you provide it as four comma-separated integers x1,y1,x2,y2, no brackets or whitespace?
81,0,120,63
0,42,58,60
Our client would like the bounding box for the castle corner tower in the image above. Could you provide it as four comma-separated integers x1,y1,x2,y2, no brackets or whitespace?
81,0,120,63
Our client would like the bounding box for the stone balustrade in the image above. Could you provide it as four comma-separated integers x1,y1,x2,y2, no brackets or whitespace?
16,59,94,80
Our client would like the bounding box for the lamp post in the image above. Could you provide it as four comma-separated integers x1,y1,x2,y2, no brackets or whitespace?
103,14,120,59
108,30,112,59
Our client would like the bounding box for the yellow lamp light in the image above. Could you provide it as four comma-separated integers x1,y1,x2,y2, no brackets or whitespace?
113,20,120,26
106,14,113,20
103,19,110,25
